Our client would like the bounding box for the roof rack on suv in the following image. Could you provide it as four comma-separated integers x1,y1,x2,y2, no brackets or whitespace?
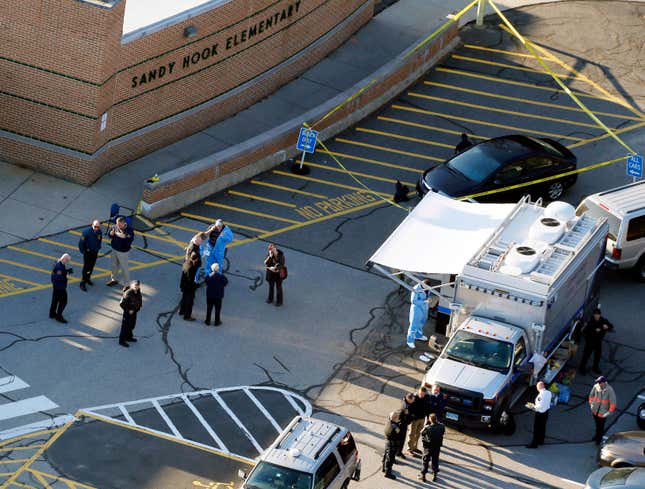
313,426,340,460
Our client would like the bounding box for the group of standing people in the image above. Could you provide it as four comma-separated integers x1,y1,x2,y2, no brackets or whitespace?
179,220,232,325
383,385,447,482
50,216,141,348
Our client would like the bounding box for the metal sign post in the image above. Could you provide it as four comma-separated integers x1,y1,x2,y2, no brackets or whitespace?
293,127,319,175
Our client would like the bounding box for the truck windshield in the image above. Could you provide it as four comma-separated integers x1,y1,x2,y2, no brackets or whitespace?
443,331,512,372
245,461,312,489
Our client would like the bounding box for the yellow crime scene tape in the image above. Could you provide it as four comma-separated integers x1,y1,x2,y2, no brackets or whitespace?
307,0,479,131
487,0,636,155
458,156,626,200
296,0,641,210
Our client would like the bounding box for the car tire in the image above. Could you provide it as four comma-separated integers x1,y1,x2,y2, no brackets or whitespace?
635,256,645,283
637,401,645,429
544,181,564,201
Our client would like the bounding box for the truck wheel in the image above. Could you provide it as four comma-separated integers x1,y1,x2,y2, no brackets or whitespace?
494,405,516,435
544,181,564,201
635,256,645,283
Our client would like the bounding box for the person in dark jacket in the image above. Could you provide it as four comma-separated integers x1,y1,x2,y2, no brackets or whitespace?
455,133,473,153
383,410,403,480
118,280,142,348
50,254,72,323
579,308,614,374
428,384,447,421
185,232,206,263
406,387,428,456
264,243,285,306
179,252,200,321
107,217,135,287
419,413,445,482
205,263,228,326
78,220,102,291
396,393,415,459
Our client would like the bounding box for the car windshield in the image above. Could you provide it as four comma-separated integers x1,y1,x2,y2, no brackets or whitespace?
443,330,513,372
245,462,312,489
446,138,526,183
526,137,565,157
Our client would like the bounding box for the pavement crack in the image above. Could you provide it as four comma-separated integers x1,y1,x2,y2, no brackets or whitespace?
155,306,204,392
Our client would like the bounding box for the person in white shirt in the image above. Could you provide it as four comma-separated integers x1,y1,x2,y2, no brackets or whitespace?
526,381,552,448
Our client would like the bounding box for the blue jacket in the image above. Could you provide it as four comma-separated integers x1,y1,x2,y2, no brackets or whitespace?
110,224,135,252
51,261,69,290
205,272,228,300
213,225,233,271
78,227,102,254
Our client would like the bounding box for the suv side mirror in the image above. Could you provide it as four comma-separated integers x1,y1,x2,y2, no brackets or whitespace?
238,469,248,480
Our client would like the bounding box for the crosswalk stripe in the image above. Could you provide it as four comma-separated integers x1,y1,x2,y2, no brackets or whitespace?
0,377,29,395
0,396,58,421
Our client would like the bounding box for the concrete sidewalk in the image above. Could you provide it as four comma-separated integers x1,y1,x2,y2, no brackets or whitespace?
0,0,543,247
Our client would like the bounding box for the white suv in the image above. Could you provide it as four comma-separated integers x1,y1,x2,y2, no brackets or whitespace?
576,181,645,281
238,416,361,489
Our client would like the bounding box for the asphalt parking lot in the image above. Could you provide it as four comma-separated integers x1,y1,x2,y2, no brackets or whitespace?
2,387,310,489
0,4,643,489
0,17,642,295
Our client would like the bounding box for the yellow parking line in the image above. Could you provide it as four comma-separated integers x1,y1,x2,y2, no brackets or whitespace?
0,418,75,488
408,91,604,129
423,81,642,121
155,221,200,234
204,201,301,224
435,67,620,105
0,273,42,287
463,43,535,58
377,116,487,140
497,23,645,120
303,161,417,187
250,180,328,199
37,237,78,251
568,120,645,149
318,149,423,173
451,54,579,80
179,213,269,233
0,258,58,276
272,170,391,197
138,230,185,248
355,127,455,150
391,104,583,141
6,246,110,274
228,190,297,208
26,468,98,489
334,137,443,162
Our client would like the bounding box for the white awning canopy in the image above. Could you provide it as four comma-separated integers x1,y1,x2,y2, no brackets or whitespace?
369,193,515,275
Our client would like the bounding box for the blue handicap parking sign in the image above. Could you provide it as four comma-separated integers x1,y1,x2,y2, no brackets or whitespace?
296,127,319,153
626,154,643,178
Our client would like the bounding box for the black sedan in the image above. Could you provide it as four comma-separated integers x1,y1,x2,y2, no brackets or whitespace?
417,135,577,202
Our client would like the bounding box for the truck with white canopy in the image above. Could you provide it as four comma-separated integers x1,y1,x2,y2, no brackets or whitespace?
370,193,608,431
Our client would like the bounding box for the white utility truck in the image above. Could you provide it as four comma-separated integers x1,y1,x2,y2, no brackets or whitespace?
423,197,608,431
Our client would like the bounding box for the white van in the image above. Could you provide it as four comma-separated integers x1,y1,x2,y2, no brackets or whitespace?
238,416,360,489
576,181,645,281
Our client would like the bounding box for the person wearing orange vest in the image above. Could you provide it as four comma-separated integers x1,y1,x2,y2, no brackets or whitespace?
588,376,617,444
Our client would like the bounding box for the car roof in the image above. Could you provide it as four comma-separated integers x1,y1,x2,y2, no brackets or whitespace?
593,181,645,217
260,417,347,474
473,135,540,163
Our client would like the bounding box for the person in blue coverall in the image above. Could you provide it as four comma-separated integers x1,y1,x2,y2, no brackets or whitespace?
198,219,233,281
407,279,431,349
